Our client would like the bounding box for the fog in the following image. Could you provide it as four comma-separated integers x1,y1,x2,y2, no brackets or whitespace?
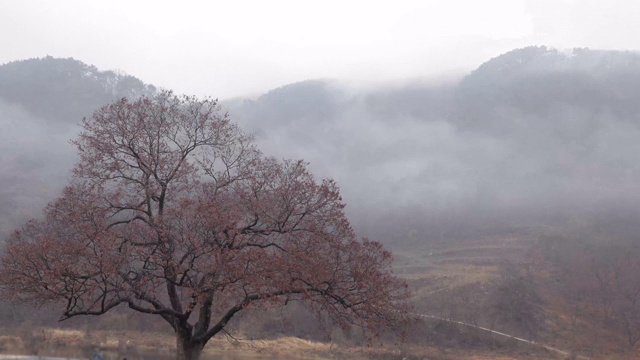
5,1,640,99
0,57,154,236
0,99,77,236
225,47,640,245
3,47,640,250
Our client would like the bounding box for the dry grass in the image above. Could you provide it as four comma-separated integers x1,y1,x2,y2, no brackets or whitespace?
3,235,631,359
0,327,565,360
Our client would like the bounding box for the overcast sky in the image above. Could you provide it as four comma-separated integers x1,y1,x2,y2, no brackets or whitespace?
2,0,640,98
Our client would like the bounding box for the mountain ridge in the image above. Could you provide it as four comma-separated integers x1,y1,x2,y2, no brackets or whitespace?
3,47,640,245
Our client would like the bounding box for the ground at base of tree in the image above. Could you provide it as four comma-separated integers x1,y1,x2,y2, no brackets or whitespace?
0,327,569,360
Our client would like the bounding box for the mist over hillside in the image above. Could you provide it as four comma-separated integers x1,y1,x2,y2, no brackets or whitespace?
227,46,640,246
0,57,155,236
3,47,640,246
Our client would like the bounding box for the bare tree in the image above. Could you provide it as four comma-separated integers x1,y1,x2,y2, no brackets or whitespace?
0,92,410,360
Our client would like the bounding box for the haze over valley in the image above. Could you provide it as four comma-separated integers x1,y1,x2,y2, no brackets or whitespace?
4,42,640,360
5,47,640,248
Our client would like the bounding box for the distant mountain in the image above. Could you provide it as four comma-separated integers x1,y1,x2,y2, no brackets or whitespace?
0,56,156,125
4,48,640,245
227,47,640,245
0,57,156,236
455,46,640,128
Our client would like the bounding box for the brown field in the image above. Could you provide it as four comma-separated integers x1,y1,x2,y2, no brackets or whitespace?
393,234,638,360
0,327,565,360
2,234,639,359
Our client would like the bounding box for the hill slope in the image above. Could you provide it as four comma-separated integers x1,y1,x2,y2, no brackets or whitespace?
228,46,640,246
0,57,155,235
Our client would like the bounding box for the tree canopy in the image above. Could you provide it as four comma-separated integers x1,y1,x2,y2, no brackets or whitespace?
0,91,410,360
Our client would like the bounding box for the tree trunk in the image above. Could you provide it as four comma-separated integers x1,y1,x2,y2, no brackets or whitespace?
176,331,204,360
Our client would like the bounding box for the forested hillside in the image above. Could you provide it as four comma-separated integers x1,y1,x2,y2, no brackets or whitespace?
229,46,640,247
0,57,155,236
5,48,640,245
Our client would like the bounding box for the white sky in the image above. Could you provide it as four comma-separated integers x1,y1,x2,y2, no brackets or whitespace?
1,0,640,98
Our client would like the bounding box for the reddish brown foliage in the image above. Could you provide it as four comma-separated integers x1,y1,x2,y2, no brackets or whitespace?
0,92,409,359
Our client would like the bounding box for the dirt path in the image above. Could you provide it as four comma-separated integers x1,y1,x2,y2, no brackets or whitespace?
414,312,591,359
